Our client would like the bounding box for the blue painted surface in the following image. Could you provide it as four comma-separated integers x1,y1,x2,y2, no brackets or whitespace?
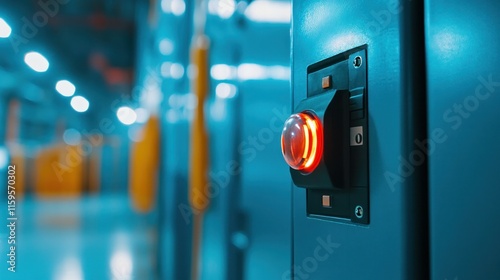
426,0,500,278
291,0,423,279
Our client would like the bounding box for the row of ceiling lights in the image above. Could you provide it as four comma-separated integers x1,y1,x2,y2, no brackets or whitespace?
0,16,139,125
160,0,291,23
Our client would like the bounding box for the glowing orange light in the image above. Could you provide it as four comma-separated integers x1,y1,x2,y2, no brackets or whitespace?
281,111,323,173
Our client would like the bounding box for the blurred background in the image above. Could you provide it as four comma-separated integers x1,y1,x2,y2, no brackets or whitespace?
0,0,292,279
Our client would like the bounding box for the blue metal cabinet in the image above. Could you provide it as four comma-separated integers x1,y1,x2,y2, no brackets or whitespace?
291,1,427,279
426,1,500,278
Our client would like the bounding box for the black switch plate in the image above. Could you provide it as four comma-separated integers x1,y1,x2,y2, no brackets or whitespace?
305,46,370,225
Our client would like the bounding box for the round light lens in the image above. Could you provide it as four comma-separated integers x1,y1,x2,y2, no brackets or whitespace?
281,111,323,173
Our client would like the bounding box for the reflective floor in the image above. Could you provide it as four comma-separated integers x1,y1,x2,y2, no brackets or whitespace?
0,194,158,280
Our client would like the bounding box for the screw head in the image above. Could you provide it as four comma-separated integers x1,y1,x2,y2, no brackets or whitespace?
353,56,362,68
355,205,364,218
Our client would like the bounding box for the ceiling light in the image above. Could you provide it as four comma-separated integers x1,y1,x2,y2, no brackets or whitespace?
70,96,89,113
24,52,50,73
0,18,12,38
56,80,76,97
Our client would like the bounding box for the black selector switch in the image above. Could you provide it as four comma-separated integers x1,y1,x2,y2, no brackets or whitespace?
349,87,364,120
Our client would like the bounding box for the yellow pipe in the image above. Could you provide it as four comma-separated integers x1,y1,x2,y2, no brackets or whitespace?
189,34,210,280
189,35,210,212
129,115,160,212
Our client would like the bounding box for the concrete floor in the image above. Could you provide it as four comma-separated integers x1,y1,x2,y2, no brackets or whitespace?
0,194,158,280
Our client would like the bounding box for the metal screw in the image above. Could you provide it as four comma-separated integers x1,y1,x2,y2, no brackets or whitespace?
353,56,362,68
355,205,364,218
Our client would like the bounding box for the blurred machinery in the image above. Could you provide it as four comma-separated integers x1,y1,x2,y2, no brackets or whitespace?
0,0,291,279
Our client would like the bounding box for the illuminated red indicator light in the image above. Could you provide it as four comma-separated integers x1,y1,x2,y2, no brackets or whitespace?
281,111,324,174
